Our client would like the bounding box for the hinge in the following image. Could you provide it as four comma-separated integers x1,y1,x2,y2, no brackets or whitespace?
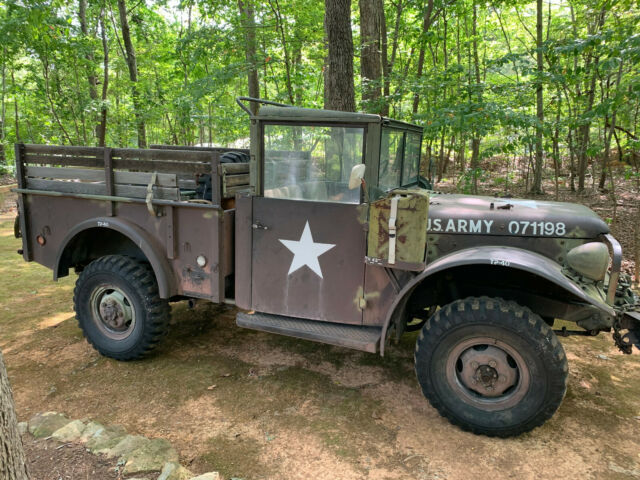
358,296,367,309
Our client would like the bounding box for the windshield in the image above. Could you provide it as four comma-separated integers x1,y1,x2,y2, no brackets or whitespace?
262,123,365,203
377,127,422,196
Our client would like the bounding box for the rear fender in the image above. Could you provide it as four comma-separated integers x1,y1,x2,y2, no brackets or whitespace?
54,217,176,299
379,246,616,355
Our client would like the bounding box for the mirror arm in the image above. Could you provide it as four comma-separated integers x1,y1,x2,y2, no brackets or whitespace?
361,178,369,204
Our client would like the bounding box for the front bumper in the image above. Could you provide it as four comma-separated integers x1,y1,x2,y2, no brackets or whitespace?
602,234,622,305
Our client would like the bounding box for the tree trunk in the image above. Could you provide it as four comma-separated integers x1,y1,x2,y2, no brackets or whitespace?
79,0,98,109
531,0,544,194
1,47,6,146
412,0,435,114
552,90,561,199
577,63,599,192
324,0,355,112
238,0,260,114
0,349,29,480
599,61,624,191
384,0,403,116
97,10,109,147
568,129,576,191
117,0,146,148
469,2,482,194
635,203,640,286
11,69,19,142
359,0,383,112
577,9,606,192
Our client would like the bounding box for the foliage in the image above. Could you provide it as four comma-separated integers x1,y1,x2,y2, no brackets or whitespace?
0,0,637,194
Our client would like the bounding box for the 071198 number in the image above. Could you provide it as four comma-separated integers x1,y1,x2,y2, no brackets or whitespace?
507,221,566,236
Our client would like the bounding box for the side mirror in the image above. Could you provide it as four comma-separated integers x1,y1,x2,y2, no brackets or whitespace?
348,164,366,190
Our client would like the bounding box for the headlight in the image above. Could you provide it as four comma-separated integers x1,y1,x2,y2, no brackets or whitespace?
566,242,610,281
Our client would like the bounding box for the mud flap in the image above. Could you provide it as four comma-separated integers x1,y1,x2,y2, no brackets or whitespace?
617,310,640,353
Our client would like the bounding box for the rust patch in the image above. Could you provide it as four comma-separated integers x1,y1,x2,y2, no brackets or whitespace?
182,265,209,285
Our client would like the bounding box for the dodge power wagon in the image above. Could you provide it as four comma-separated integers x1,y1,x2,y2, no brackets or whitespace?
14,97,640,437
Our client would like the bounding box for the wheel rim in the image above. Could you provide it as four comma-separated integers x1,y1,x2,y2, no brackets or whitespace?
90,285,136,340
445,337,530,411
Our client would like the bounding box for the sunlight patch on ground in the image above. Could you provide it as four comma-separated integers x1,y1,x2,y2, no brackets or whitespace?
38,312,75,330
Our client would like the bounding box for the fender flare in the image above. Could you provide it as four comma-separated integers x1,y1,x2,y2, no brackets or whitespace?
379,246,616,354
54,217,177,299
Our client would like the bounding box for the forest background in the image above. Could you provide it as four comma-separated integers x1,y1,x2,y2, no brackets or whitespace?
0,0,639,277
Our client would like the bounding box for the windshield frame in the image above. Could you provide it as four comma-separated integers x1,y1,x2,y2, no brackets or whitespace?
259,120,369,202
377,126,423,194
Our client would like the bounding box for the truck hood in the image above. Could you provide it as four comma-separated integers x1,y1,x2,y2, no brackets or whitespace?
426,192,609,239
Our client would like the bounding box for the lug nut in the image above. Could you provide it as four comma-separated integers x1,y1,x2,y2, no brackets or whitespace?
471,361,479,369
489,360,497,368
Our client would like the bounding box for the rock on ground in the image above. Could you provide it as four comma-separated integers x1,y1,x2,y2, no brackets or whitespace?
122,438,180,475
101,434,148,458
51,419,86,442
28,412,71,438
189,473,220,480
86,425,128,453
78,421,104,443
158,461,193,480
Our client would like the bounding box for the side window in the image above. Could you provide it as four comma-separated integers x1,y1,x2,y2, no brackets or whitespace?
378,129,404,192
263,124,364,204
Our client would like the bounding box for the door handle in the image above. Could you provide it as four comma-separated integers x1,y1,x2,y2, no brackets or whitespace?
252,222,269,230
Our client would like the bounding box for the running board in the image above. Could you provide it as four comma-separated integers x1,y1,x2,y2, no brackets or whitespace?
236,312,381,353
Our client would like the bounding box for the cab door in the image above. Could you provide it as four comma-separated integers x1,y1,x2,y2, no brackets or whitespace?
250,123,367,325
251,198,365,324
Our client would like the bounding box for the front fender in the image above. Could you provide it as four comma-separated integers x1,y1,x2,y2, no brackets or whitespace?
379,246,616,354
54,217,176,299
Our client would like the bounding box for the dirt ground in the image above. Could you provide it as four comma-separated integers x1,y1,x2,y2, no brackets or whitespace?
1,188,640,480
23,435,123,480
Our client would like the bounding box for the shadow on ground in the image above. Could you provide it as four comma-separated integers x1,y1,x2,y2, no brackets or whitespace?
1,216,639,480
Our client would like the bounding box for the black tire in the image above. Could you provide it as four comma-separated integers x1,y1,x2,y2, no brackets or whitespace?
14,215,21,238
220,151,249,163
414,296,568,437
73,255,170,361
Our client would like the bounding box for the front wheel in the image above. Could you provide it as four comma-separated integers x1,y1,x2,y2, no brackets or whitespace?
414,297,568,437
74,255,170,361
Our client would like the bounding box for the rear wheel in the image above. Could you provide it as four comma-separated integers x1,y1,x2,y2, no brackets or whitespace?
74,255,170,361
414,296,568,437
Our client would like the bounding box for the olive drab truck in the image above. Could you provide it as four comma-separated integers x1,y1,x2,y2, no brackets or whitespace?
13,97,640,437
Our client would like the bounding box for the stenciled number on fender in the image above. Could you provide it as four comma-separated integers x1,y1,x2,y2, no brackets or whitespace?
507,221,566,236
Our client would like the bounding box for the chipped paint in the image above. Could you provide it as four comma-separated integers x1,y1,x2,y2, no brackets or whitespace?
182,264,210,285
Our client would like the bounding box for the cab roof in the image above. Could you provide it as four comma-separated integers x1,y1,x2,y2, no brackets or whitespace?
237,97,422,132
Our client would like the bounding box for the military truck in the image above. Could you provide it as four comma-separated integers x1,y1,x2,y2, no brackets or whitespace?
13,97,640,437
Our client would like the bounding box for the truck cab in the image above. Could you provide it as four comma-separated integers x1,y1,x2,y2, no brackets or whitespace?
235,101,425,335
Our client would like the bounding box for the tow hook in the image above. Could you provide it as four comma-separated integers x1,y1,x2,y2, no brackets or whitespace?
613,311,640,354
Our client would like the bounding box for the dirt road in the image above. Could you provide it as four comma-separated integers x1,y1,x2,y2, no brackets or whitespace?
1,211,639,479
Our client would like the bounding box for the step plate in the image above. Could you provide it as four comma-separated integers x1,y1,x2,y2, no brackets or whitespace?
236,312,381,353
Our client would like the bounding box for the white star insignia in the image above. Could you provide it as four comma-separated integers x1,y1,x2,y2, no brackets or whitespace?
279,221,336,279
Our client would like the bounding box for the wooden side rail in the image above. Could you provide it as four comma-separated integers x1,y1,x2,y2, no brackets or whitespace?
219,163,250,199
18,144,223,199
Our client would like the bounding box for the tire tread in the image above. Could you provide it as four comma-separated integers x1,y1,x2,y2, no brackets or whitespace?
414,296,568,437
73,255,170,361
